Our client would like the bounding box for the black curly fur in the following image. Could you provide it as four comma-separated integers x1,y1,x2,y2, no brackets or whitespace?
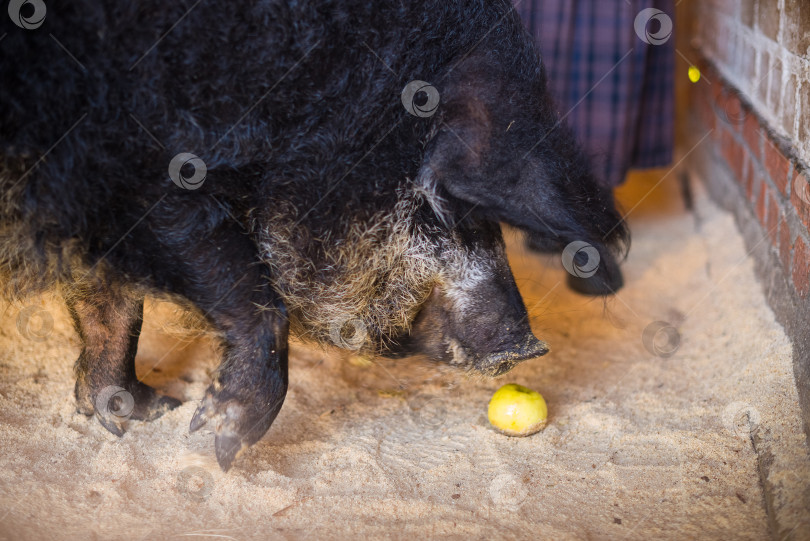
0,0,628,470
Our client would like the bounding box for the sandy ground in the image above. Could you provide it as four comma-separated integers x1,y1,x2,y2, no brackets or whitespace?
0,172,808,540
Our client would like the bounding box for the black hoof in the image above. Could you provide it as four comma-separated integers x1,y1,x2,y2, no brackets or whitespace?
77,379,182,436
190,384,284,471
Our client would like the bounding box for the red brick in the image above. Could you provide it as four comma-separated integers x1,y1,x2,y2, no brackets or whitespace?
766,190,780,246
720,129,745,181
701,92,716,132
723,92,747,131
779,216,792,272
719,127,730,159
741,154,751,188
791,171,810,231
742,112,762,160
715,90,740,129
756,181,767,226
711,78,724,108
732,139,745,181
793,235,810,299
763,138,790,195
693,84,715,132
700,61,715,85
744,156,756,200
748,164,763,207
711,120,723,145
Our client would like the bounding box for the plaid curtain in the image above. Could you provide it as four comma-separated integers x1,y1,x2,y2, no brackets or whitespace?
516,0,675,187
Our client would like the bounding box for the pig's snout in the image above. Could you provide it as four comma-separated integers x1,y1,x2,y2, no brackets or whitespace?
394,276,549,377
475,332,550,376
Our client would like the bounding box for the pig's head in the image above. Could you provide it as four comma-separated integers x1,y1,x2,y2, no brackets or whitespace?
388,213,548,376
259,187,548,377
418,52,630,296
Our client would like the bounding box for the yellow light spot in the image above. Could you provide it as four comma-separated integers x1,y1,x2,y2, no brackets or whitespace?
688,65,701,83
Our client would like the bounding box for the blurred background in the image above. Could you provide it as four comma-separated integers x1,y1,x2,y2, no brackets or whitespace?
516,0,810,444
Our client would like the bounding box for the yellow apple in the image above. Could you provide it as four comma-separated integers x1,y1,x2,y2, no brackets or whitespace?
488,383,548,436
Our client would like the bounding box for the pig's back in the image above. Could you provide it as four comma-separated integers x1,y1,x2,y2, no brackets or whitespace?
0,0,526,295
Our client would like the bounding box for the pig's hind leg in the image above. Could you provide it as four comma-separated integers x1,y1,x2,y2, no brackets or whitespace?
67,282,182,436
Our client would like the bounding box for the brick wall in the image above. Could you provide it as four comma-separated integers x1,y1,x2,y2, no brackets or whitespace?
693,0,810,165
691,66,810,301
681,0,810,456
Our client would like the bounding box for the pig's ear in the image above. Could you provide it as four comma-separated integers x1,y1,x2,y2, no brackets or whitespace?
423,94,494,179
418,54,511,205
421,110,629,296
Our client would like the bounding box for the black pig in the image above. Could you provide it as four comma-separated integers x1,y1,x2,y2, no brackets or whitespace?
0,0,628,470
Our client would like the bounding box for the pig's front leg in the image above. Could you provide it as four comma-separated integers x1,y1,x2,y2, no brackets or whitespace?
146,217,290,471
189,296,289,471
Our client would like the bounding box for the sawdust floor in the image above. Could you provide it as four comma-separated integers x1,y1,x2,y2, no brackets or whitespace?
0,171,808,541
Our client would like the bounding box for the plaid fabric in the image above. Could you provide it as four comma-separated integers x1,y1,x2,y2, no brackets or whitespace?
516,0,675,187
